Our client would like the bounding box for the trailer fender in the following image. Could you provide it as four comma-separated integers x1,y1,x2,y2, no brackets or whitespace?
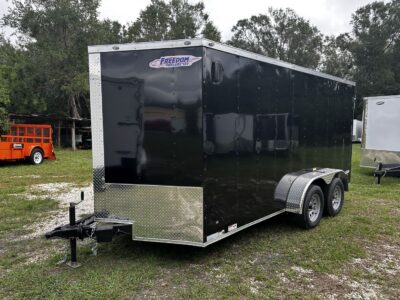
274,168,349,215
27,145,43,158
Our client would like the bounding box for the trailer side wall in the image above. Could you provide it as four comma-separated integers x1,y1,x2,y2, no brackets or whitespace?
202,48,354,239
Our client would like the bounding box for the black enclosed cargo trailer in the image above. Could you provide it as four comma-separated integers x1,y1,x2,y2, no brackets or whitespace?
46,39,355,265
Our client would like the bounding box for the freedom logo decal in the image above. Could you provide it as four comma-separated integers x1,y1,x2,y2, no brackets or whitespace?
149,55,202,69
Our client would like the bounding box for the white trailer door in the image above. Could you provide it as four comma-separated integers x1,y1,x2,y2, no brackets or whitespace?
365,96,400,151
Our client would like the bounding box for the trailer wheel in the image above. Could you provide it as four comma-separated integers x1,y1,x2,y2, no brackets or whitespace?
30,148,43,165
325,178,344,217
299,185,324,229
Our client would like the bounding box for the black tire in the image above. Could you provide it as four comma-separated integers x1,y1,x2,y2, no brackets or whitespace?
325,178,344,217
30,148,44,165
299,185,324,229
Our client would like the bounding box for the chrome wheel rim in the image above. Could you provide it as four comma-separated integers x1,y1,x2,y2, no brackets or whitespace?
332,186,342,210
34,152,42,164
308,194,321,222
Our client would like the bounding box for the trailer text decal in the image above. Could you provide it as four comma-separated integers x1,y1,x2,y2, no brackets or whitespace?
149,55,202,68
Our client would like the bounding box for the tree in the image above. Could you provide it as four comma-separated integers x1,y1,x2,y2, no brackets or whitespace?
350,0,400,98
96,19,128,45
2,0,219,123
0,37,47,116
0,57,10,134
126,0,221,42
326,0,400,117
3,0,124,119
229,8,323,68
320,34,355,79
0,35,17,133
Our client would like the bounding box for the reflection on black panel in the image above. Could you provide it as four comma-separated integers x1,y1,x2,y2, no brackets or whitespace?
203,47,354,237
102,76,144,183
101,48,203,186
203,112,299,154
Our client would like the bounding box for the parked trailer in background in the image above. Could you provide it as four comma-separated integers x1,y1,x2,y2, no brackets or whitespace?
46,39,355,267
352,119,362,143
361,95,400,182
0,124,56,164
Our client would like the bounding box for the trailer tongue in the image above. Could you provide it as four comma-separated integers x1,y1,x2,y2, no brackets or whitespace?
45,192,132,267
45,38,355,267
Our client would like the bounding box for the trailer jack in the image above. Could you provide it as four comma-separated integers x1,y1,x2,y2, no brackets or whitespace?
374,162,400,184
45,193,132,268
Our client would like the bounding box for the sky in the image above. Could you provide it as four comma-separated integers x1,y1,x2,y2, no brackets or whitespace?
0,0,385,41
97,0,378,40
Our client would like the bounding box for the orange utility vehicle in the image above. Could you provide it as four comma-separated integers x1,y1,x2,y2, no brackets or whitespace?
0,124,56,164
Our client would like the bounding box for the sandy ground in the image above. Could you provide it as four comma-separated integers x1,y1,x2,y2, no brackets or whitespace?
6,182,400,298
275,241,400,299
17,182,94,240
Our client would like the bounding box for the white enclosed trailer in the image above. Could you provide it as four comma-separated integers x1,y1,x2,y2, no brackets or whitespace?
361,95,400,176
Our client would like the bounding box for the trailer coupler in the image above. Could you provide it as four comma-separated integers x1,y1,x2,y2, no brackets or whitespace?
374,162,400,184
45,202,132,268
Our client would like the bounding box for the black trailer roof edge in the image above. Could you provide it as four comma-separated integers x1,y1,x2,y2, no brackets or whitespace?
88,38,355,86
201,39,355,86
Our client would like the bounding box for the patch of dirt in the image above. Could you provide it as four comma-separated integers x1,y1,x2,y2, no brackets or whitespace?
15,182,94,241
21,242,64,265
279,241,400,299
10,175,41,179
248,277,263,295
136,267,182,300
21,238,96,266
291,266,313,274
389,208,400,217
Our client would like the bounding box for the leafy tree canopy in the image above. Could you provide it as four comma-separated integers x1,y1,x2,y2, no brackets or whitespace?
350,0,400,97
2,0,124,119
126,0,221,42
322,0,400,117
320,34,355,79
0,34,17,133
229,8,323,68
1,0,221,119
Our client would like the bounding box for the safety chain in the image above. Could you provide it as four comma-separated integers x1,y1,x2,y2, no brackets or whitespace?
89,222,98,256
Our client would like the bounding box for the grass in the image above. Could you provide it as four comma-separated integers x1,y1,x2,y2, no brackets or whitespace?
0,149,92,237
0,145,399,299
